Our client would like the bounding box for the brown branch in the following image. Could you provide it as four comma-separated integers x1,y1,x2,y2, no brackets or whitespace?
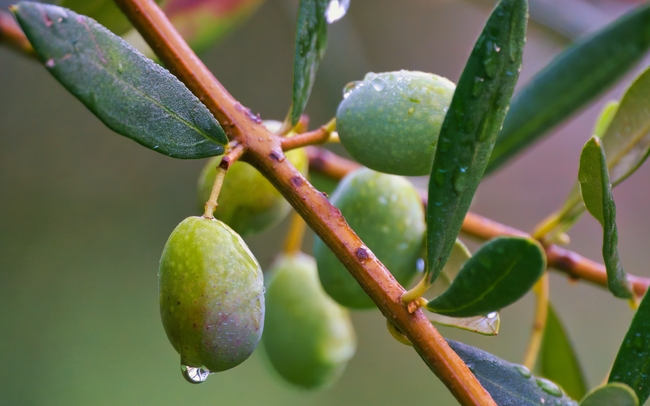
308,146,650,297
114,1,495,405
0,10,36,58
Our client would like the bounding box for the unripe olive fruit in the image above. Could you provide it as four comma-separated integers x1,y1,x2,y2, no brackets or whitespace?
263,253,356,389
336,70,455,176
159,216,264,380
197,120,308,236
314,168,426,309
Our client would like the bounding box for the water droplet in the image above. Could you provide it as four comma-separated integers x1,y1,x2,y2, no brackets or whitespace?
325,0,350,24
117,63,124,74
472,77,484,97
181,364,210,384
407,107,415,115
416,258,425,273
364,72,377,81
513,364,532,378
493,43,501,53
452,167,468,194
536,378,563,397
486,312,497,319
343,80,362,98
371,77,386,91
438,137,452,153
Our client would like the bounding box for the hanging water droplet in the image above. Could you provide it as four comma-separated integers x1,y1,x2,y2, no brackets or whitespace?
486,311,497,319
371,77,386,91
416,258,425,273
343,80,362,98
325,0,350,24
513,364,532,378
536,378,563,397
483,56,498,78
452,167,468,194
364,72,377,81
181,364,210,384
434,168,447,186
407,106,415,115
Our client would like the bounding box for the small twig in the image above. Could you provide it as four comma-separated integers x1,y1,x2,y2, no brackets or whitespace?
203,143,245,218
522,273,549,369
281,118,337,151
0,9,36,58
307,147,650,296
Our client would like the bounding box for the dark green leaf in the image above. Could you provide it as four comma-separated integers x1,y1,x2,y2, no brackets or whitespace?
487,3,650,174
426,0,527,285
288,0,329,127
14,2,227,159
539,303,587,400
601,66,650,186
447,339,578,406
426,237,545,317
580,383,638,406
59,0,130,35
610,285,650,403
578,137,632,298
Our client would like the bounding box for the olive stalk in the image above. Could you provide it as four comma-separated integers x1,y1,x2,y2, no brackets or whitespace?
280,118,337,151
113,0,495,404
0,10,35,57
283,211,307,256
202,143,245,218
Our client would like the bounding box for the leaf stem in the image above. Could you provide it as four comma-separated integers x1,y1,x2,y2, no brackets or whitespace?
0,9,36,58
115,1,495,405
283,211,307,255
202,143,245,218
522,273,549,369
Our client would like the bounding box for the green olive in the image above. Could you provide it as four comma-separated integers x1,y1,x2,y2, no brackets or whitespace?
263,253,356,389
314,167,426,309
159,216,264,378
336,70,455,176
197,121,308,236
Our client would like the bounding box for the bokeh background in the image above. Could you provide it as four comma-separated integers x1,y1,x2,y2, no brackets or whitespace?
2,0,650,404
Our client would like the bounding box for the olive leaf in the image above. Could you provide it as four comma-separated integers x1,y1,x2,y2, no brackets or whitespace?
539,303,587,401
430,312,500,336
447,339,578,405
578,137,632,298
580,383,639,406
426,237,545,318
13,2,227,159
609,277,650,403
287,0,329,127
487,2,650,174
425,0,527,285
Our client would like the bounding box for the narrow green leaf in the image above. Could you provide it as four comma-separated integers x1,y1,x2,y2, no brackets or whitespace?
578,137,632,298
594,100,619,138
580,383,638,406
487,3,650,174
601,66,650,186
430,312,500,336
426,0,527,284
58,0,162,35
14,2,227,159
447,339,578,405
610,286,650,403
426,237,545,317
539,303,587,400
288,0,329,127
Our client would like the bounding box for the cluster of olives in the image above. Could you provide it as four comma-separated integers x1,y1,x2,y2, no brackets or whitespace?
158,71,454,387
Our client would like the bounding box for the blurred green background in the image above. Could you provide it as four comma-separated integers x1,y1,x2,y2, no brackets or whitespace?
2,0,650,404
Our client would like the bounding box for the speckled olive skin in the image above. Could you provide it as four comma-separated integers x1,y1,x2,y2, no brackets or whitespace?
314,168,426,309
159,216,264,372
263,253,356,389
337,70,455,176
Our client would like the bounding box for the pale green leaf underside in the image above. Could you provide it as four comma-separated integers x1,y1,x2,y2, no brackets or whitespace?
580,383,638,406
